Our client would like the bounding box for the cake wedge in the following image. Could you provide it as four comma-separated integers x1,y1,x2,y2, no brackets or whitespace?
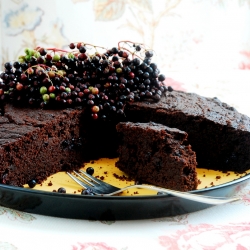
115,122,198,191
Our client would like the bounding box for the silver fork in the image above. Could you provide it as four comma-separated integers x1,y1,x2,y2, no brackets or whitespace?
67,170,241,205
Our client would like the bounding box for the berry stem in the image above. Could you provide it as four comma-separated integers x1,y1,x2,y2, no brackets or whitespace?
118,41,144,50
45,48,70,53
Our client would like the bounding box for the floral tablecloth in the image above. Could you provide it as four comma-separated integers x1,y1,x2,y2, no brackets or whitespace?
0,184,250,250
0,70,250,250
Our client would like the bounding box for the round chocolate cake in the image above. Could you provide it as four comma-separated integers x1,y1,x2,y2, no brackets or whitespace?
0,41,249,191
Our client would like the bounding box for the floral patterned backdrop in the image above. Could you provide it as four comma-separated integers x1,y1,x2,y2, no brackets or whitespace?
0,0,250,71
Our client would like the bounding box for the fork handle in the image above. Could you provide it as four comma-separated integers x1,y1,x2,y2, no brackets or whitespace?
99,185,241,205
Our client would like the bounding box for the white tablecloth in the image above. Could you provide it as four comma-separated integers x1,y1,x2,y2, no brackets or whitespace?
0,70,250,250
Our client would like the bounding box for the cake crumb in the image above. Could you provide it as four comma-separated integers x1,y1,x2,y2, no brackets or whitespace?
198,179,201,184
48,181,53,186
216,176,221,180
203,174,206,177
100,176,105,180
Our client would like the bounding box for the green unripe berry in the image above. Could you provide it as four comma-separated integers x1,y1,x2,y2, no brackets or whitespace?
68,53,74,59
34,51,41,58
40,86,47,95
116,68,122,74
18,56,25,63
65,87,71,93
42,94,50,102
24,48,32,55
30,50,35,56
25,54,31,61
52,54,60,62
49,93,56,99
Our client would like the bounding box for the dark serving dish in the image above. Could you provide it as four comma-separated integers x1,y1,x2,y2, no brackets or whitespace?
0,172,249,220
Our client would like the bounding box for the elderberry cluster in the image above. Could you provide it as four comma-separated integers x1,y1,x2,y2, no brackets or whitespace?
0,41,170,121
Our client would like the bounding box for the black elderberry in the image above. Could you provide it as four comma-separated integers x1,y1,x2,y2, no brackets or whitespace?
132,58,140,66
58,187,66,193
112,56,119,62
79,45,87,53
111,47,119,54
135,45,141,51
158,74,166,82
4,62,12,70
143,72,150,78
27,179,37,188
168,86,174,92
81,188,95,195
13,61,21,69
145,50,153,57
86,167,94,175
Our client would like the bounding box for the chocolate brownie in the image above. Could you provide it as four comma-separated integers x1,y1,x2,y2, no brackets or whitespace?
125,91,250,172
115,122,198,191
0,104,86,186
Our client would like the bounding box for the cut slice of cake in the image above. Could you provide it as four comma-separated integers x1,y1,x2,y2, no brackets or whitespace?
0,104,86,186
115,122,198,191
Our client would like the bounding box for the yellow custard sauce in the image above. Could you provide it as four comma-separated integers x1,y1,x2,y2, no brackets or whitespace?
24,158,250,196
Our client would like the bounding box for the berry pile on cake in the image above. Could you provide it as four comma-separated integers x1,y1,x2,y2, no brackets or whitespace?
0,41,250,191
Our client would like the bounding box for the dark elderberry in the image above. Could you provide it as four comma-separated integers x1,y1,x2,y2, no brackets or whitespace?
86,167,94,175
132,58,140,66
168,86,174,92
79,45,87,53
81,188,95,195
27,179,37,188
58,187,66,193
4,62,12,70
135,45,141,51
158,74,166,82
145,50,153,57
111,47,119,54
13,61,21,69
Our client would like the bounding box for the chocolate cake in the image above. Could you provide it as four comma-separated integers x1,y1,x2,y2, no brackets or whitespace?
0,104,86,186
116,122,198,191
1,41,250,190
125,91,250,173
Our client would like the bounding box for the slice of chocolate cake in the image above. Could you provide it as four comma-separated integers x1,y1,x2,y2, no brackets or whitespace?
125,91,250,172
0,104,86,186
116,122,198,191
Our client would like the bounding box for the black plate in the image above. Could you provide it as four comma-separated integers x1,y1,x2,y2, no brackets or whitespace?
0,173,249,220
